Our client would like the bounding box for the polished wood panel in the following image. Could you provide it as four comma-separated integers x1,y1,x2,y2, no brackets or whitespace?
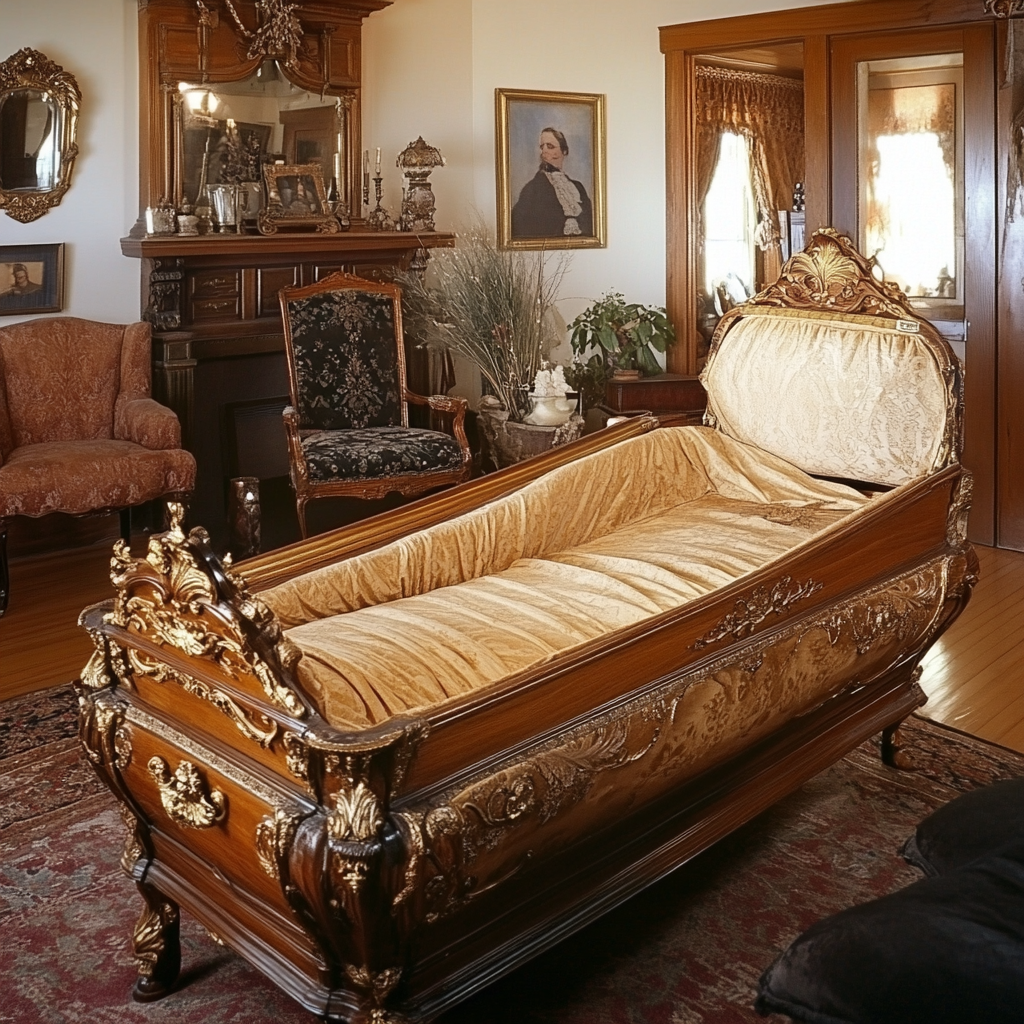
830,25,998,546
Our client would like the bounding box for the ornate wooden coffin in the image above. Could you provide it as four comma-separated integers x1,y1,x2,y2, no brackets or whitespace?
77,230,976,1023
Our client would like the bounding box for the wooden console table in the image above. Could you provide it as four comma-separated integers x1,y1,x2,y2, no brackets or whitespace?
604,372,707,423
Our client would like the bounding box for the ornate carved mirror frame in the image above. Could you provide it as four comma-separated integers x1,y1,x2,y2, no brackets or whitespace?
0,48,81,224
137,0,390,233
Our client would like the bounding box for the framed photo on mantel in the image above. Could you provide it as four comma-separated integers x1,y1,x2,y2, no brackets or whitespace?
0,243,65,316
496,88,607,251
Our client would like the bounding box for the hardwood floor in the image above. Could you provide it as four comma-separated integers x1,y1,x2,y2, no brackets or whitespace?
2,540,1023,754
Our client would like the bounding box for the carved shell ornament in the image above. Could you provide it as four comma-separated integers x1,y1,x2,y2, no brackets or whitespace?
985,0,1024,15
749,228,916,321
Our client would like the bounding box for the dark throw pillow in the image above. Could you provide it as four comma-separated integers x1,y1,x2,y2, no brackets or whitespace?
754,840,1024,1024
902,776,1024,877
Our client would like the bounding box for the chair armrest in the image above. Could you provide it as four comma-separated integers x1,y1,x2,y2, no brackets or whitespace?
404,391,471,462
114,393,182,450
282,405,310,490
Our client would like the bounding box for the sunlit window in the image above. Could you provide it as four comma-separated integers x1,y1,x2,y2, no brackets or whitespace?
704,131,756,302
860,59,963,306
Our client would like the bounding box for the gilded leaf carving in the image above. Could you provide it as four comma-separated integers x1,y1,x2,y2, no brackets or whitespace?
147,756,226,829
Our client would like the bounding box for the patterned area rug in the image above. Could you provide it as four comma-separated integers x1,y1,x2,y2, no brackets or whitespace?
2,685,1022,1024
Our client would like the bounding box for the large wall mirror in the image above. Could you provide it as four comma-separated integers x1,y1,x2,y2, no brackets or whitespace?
173,59,352,219
0,48,80,223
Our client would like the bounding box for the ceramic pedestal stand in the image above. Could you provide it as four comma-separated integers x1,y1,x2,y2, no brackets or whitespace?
476,396,585,470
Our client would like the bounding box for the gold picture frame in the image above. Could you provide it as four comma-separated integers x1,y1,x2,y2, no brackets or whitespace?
258,162,339,235
495,88,606,250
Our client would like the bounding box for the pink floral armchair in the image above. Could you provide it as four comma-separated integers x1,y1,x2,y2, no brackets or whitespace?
0,317,195,614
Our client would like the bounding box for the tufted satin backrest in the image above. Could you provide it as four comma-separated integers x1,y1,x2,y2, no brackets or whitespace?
700,310,959,487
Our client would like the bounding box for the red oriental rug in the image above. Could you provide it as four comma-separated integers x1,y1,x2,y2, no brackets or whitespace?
2,684,1022,1024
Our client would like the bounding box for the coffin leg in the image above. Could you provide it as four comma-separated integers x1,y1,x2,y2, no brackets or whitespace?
131,880,181,1002
881,720,916,770
0,522,8,616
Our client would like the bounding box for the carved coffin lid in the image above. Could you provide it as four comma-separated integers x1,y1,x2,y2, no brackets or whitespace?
700,229,963,488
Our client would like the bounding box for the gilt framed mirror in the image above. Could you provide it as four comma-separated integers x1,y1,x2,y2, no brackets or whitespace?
0,48,80,223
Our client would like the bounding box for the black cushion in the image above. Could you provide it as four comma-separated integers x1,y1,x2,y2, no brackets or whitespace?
902,777,1024,877
301,427,465,483
754,840,1024,1024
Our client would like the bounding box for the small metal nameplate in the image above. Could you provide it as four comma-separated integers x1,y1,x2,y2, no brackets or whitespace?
896,319,920,333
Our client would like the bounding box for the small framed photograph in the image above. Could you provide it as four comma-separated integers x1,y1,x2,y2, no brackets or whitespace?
495,88,607,250
258,163,337,235
0,243,65,316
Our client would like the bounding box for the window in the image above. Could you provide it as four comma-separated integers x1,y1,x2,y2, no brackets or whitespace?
703,131,757,306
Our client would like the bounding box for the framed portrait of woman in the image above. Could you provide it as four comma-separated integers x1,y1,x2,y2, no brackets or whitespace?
495,88,607,250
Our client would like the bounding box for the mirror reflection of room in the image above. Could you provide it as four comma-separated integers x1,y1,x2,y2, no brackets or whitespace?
176,58,346,212
694,44,805,337
0,88,59,191
859,54,964,313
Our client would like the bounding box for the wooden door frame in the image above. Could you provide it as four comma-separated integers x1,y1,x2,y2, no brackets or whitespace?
830,23,997,544
661,0,1002,546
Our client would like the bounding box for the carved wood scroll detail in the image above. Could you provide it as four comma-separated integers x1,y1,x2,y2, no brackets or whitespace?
692,575,822,649
108,503,308,720
394,556,970,925
985,0,1024,16
148,756,227,829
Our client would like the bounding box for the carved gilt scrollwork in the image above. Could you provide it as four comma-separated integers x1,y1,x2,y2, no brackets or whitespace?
395,558,958,924
947,471,974,547
147,756,227,829
119,802,147,876
107,503,307,720
222,0,304,68
255,806,305,879
693,575,823,649
125,647,280,748
133,891,180,978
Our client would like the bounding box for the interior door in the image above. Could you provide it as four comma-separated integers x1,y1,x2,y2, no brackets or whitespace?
831,25,997,546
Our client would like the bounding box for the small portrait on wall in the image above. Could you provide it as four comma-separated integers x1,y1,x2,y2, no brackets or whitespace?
496,88,607,250
0,243,64,315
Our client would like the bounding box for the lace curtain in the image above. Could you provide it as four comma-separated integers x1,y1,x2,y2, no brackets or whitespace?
695,65,805,277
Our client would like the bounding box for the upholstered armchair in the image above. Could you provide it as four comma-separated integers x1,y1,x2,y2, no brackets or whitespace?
279,272,472,537
0,317,195,615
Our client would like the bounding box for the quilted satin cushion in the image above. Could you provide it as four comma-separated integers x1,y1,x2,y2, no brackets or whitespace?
301,427,466,483
0,440,196,518
902,777,1024,877
702,311,954,487
755,841,1024,1024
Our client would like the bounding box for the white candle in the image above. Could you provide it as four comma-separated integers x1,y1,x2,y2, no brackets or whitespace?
363,150,369,175
375,147,381,175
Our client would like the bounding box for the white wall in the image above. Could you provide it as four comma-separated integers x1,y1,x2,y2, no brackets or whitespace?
0,0,139,326
0,0,846,337
363,0,842,364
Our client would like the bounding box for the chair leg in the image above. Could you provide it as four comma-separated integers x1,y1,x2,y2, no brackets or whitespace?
296,496,309,540
0,523,8,617
119,507,132,546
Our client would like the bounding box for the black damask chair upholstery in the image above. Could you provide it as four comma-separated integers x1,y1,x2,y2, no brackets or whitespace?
279,272,472,537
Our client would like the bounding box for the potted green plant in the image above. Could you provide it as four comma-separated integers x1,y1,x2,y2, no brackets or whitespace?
399,232,580,467
568,291,675,387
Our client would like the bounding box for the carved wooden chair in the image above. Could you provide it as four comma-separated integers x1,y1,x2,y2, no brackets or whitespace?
278,272,472,537
0,317,195,615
